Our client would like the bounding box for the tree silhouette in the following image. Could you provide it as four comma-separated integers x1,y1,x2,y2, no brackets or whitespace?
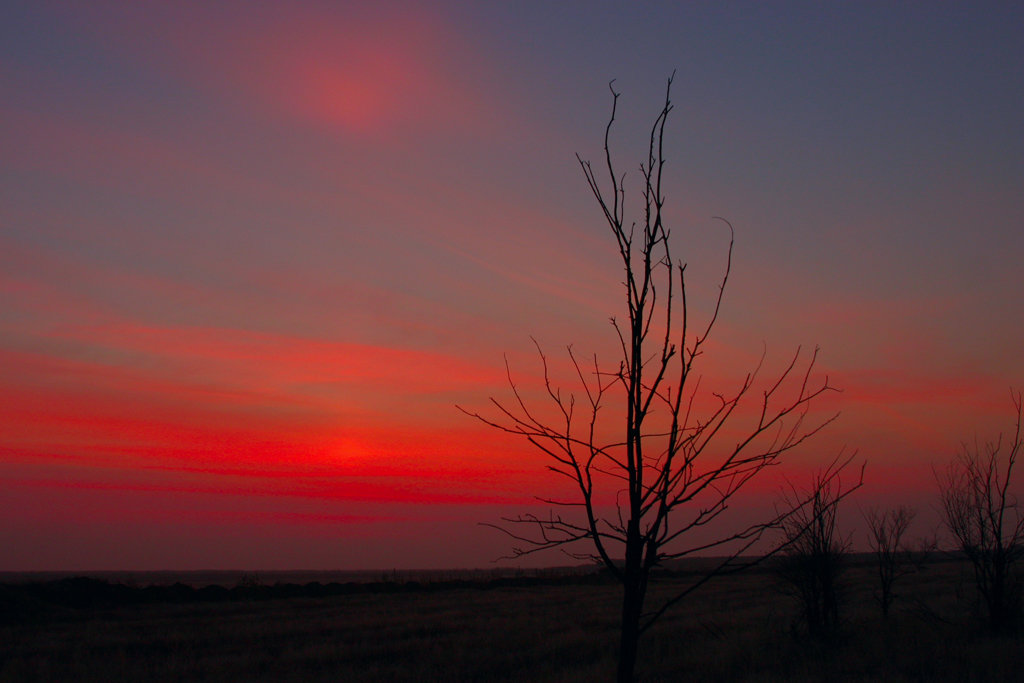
777,469,853,639
938,389,1024,632
864,505,919,618
461,74,860,682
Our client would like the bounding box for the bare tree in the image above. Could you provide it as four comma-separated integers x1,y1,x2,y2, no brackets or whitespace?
460,75,860,682
777,467,853,639
863,505,917,618
938,390,1024,632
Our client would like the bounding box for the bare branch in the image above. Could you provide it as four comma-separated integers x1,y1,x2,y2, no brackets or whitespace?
937,388,1024,632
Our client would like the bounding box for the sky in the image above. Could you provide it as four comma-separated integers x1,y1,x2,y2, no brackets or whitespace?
2,1,1023,571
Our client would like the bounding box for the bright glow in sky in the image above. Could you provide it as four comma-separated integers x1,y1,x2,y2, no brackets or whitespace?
2,1,1023,570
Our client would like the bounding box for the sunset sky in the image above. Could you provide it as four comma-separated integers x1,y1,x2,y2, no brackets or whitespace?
3,1,1023,570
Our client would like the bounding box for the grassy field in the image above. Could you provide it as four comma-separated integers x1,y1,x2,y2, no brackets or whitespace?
2,557,1022,682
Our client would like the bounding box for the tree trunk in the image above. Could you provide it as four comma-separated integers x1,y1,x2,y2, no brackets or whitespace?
618,581,642,683
989,558,1007,632
618,521,645,683
618,580,644,682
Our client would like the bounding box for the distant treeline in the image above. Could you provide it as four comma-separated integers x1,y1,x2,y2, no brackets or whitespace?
0,572,614,621
1,553,962,625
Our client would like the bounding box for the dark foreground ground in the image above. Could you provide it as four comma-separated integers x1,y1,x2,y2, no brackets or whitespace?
2,557,1022,682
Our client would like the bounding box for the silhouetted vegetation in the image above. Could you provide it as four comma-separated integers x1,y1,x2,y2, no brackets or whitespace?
777,470,853,639
863,505,928,619
0,572,614,620
938,390,1024,633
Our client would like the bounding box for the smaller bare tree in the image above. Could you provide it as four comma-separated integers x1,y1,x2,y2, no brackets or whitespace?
864,505,917,618
777,466,854,639
938,389,1024,632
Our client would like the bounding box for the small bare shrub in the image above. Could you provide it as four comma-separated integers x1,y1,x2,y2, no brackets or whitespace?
938,390,1024,632
778,469,854,639
864,505,918,618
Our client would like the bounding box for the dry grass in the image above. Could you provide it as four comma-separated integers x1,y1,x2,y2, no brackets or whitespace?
2,557,1022,682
